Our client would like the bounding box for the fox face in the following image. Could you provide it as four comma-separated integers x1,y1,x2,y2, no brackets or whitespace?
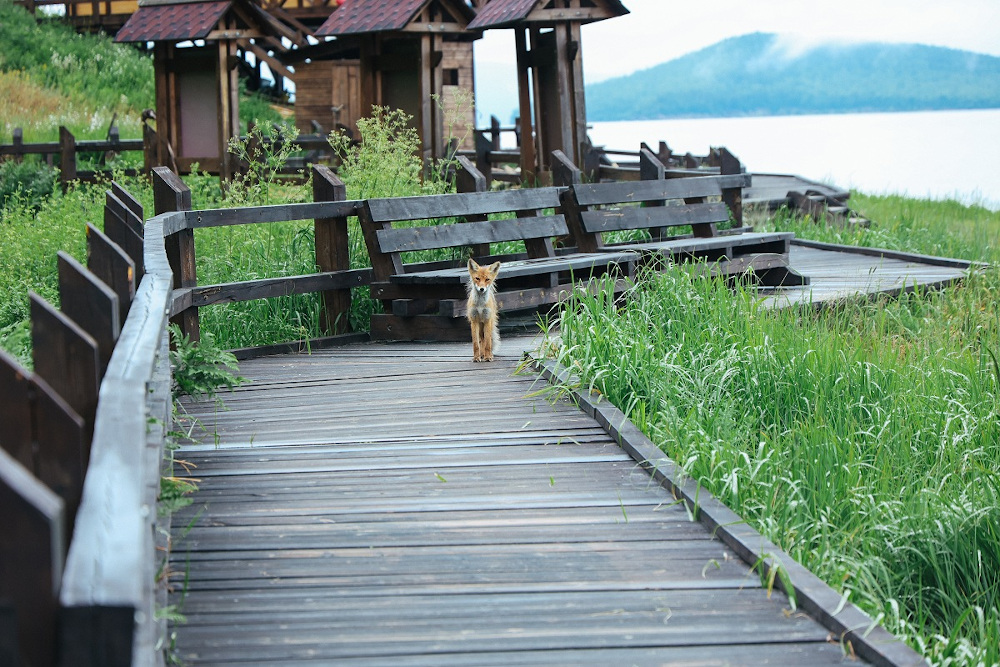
467,259,500,296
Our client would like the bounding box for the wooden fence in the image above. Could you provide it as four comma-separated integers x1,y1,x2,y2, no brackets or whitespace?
0,179,170,666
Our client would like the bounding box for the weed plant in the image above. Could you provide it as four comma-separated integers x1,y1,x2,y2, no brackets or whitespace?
548,199,1000,664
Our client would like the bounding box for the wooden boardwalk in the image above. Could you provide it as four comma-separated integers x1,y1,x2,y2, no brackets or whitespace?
167,243,956,665
172,340,860,666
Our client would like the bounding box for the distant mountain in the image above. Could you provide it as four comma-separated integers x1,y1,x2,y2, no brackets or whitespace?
585,32,1000,121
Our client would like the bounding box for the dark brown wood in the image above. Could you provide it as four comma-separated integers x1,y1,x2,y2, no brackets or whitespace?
57,252,121,377
0,448,64,667
550,149,582,186
639,147,665,181
313,165,352,335
86,223,136,326
103,198,145,281
154,166,198,341
719,146,744,227
106,189,143,238
571,174,746,208
59,126,77,190
177,269,374,310
0,350,33,467
455,155,487,195
29,293,100,445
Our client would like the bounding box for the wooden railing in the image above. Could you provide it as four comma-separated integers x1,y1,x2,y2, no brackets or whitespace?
0,124,153,191
1,182,169,666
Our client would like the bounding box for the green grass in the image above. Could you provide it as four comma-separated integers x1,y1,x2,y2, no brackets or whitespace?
546,197,1000,665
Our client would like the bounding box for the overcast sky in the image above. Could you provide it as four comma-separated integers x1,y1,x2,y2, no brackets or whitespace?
474,0,1000,83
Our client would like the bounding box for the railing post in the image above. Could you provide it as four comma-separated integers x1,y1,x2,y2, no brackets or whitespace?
313,165,351,335
550,149,582,187
153,166,198,341
454,156,490,258
0,447,65,667
12,127,23,164
489,115,501,150
59,126,77,191
87,223,136,327
639,146,666,181
719,147,744,228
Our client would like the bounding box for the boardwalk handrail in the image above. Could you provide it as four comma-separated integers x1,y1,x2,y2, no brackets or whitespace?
58,212,173,665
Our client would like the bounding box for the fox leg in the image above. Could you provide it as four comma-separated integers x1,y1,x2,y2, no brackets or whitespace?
471,319,483,361
482,320,494,361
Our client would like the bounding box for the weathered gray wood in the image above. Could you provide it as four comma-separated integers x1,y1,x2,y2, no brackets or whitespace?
30,293,100,443
367,188,563,223
571,173,747,207
58,251,121,377
377,215,570,253
154,167,198,341
0,447,64,667
59,207,174,667
579,202,729,234
86,223,136,325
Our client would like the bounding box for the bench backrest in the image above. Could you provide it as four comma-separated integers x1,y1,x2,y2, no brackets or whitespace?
562,172,750,253
360,187,568,280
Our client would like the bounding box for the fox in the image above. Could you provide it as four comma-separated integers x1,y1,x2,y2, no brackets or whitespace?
466,259,501,362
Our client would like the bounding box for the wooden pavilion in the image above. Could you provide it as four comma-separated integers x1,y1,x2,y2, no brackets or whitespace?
116,0,302,180
313,0,480,164
468,0,628,183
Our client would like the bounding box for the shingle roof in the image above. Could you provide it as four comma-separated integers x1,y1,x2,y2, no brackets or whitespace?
315,0,475,37
467,0,628,30
314,0,427,36
116,0,231,42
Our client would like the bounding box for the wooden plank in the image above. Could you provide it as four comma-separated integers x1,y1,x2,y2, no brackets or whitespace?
29,293,100,444
0,448,64,667
57,252,121,377
579,202,729,234
376,215,569,253
390,251,638,285
572,173,748,207
179,269,373,309
0,349,33,466
366,188,563,223
111,182,143,222
103,202,144,281
86,223,135,326
105,190,143,237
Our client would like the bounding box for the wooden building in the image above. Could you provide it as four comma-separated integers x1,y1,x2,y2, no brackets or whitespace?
313,0,479,162
468,0,628,183
116,0,300,180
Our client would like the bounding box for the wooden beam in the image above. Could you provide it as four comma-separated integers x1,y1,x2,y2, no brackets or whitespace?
243,41,295,81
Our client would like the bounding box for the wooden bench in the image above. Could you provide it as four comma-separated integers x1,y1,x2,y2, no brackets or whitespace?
560,153,809,286
359,188,639,341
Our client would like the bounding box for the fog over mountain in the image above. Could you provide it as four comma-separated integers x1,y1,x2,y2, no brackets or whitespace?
584,32,1000,120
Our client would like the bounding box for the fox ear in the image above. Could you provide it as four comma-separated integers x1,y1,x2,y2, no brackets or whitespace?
488,261,501,276
468,259,480,274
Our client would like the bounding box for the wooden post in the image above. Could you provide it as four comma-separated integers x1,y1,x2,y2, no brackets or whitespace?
719,147,744,227
639,147,666,181
455,156,490,258
312,165,351,335
515,29,536,185
550,149,582,187
0,448,65,667
59,126,77,191
57,252,121,379
489,115,501,150
12,127,23,164
142,122,157,174
153,167,198,341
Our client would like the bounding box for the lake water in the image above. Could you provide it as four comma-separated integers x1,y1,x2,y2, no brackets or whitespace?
588,109,1000,210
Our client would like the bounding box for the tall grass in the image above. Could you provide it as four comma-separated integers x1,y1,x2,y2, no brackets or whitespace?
548,198,1000,665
